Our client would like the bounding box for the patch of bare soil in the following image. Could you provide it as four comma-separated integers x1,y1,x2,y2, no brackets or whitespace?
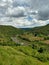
42,40,49,44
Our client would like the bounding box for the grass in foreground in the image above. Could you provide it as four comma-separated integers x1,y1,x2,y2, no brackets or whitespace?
0,46,49,65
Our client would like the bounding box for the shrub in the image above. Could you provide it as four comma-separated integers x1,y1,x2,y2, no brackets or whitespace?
44,36,49,40
38,47,44,53
32,44,38,49
37,54,48,62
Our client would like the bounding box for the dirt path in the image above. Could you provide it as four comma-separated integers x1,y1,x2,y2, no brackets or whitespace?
11,37,20,43
11,36,31,46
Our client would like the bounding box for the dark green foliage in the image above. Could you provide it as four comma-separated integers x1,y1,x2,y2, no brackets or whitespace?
34,33,38,36
32,44,38,49
24,24,49,36
37,54,48,62
38,47,43,53
16,43,21,46
44,36,49,40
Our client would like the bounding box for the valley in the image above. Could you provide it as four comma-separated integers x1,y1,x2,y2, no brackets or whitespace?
0,25,49,65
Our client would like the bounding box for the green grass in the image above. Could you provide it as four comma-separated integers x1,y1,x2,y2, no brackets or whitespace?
0,46,49,65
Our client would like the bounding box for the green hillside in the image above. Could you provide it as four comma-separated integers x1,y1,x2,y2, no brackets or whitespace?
25,24,49,36
0,25,49,65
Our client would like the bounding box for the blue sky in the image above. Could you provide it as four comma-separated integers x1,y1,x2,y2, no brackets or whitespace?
0,0,49,28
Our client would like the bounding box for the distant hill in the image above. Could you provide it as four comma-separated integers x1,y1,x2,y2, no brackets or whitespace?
0,24,49,36
23,24,49,36
0,25,24,36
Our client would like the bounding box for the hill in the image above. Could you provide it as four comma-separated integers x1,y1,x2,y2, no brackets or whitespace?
24,24,49,36
0,25,49,65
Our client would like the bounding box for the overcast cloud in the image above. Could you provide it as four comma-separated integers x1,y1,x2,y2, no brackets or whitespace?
0,0,49,28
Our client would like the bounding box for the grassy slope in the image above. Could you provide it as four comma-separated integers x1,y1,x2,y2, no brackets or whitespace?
0,25,24,36
0,46,49,65
0,25,25,46
0,25,49,65
25,24,49,36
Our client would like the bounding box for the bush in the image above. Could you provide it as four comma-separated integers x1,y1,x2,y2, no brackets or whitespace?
32,44,38,49
44,36,49,40
37,54,48,62
16,43,21,46
38,47,43,53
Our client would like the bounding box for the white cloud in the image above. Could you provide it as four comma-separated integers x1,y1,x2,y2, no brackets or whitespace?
0,0,49,28
0,16,48,28
6,6,26,17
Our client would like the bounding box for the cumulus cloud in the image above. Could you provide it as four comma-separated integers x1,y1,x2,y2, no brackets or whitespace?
0,0,49,28
6,6,26,17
